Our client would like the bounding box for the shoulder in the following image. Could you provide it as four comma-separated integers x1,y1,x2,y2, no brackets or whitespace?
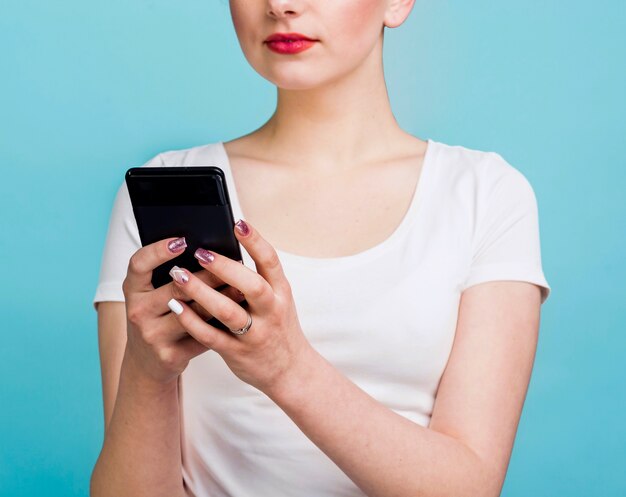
142,141,226,167
432,140,536,201
434,140,527,181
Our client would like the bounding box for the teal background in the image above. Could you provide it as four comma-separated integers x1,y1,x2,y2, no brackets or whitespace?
1,1,624,495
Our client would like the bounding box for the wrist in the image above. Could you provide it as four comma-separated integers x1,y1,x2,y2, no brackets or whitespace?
265,344,325,405
121,345,180,394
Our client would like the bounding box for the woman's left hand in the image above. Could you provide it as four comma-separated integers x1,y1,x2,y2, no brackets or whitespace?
166,219,314,395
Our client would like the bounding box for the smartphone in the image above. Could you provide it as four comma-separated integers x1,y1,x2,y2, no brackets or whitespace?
125,165,247,331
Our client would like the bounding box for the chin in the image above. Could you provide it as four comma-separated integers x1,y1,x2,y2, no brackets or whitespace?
253,63,320,90
257,63,352,91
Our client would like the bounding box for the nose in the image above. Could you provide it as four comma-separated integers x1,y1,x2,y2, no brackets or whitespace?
266,0,300,19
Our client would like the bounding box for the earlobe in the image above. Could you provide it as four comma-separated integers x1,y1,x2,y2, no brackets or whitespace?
383,0,416,29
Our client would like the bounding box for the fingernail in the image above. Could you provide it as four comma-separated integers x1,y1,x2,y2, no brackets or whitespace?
168,237,187,253
168,298,183,315
235,219,250,236
194,248,215,264
169,265,189,284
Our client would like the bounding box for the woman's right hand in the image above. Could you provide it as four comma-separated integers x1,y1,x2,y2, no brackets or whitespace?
121,236,243,384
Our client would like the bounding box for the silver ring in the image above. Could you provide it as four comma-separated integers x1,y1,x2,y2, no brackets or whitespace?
229,311,252,336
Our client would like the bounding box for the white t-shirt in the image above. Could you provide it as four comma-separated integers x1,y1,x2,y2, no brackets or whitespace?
94,138,551,497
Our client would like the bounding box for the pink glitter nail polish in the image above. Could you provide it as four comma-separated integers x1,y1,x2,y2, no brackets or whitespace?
168,237,187,253
195,248,215,264
235,219,250,236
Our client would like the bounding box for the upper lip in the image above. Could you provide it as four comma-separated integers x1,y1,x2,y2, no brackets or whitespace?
264,32,317,43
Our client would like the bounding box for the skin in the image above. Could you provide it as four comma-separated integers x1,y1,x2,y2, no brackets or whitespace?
91,1,543,496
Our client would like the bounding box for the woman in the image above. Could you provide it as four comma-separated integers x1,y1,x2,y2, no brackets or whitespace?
91,1,551,496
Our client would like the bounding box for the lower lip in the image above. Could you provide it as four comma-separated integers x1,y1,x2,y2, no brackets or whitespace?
265,39,316,54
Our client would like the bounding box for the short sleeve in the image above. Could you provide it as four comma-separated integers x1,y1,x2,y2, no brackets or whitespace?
92,154,164,309
461,154,551,304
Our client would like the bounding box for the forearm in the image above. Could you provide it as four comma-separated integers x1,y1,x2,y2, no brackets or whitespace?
90,348,185,497
267,348,496,497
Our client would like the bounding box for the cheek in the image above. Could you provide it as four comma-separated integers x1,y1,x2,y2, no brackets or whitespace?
229,1,267,71
323,0,386,54
341,0,385,26
229,1,259,50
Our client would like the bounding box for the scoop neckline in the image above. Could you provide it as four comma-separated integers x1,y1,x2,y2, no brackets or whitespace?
216,138,438,269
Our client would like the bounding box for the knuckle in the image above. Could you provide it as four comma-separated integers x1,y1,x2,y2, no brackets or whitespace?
279,279,293,299
218,302,238,323
199,335,215,350
157,347,178,370
142,327,159,346
248,279,268,299
261,250,281,271
128,253,143,275
189,324,214,349
226,286,245,303
126,304,144,326
122,277,132,296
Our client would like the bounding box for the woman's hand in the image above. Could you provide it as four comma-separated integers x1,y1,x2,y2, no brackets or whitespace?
121,236,245,384
167,219,315,394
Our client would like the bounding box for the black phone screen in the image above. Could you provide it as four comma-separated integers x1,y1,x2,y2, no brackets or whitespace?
125,166,247,332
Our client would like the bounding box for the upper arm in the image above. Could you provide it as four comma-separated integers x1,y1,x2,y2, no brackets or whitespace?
96,301,128,433
429,280,542,494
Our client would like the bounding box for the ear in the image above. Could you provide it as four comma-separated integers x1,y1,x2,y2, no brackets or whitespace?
383,0,416,28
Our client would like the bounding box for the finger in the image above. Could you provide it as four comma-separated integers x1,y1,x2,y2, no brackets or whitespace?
170,268,253,334
146,285,241,320
157,298,240,344
168,299,238,352
190,268,227,288
232,219,291,297
189,285,246,320
148,270,232,315
193,247,275,311
157,294,242,343
124,237,188,293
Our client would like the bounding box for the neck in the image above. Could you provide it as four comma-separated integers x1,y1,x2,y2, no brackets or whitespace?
254,41,407,172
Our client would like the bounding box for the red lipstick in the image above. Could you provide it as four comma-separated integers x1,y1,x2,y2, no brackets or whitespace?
264,32,317,54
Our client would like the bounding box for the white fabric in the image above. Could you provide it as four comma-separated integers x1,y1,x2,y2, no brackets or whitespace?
94,139,551,496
